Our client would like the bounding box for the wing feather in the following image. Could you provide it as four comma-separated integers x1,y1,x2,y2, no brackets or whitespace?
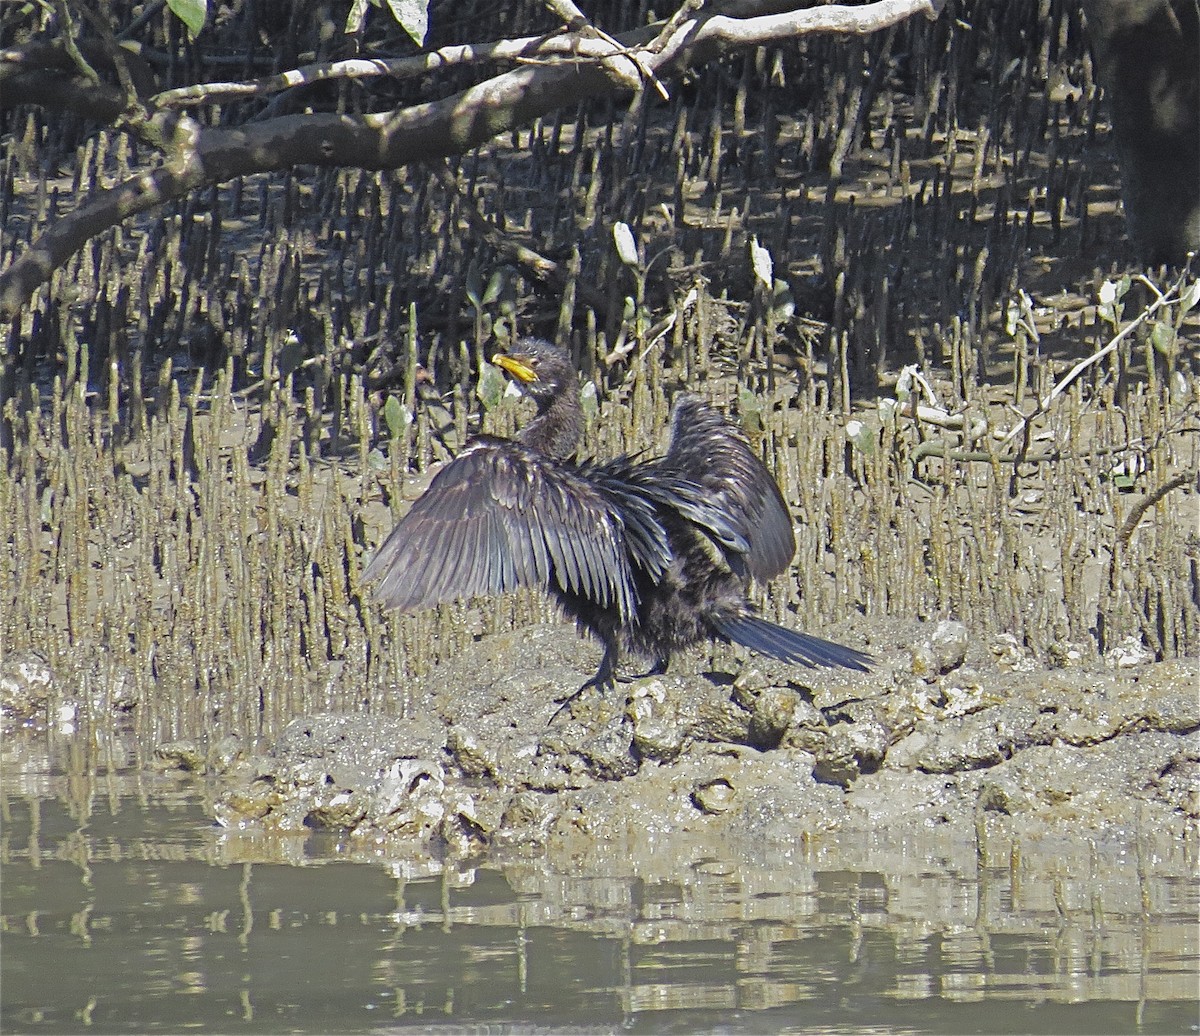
585,458,672,580
659,394,796,582
364,438,640,621
460,500,486,596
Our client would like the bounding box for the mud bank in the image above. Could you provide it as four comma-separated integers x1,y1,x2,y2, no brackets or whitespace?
147,620,1198,867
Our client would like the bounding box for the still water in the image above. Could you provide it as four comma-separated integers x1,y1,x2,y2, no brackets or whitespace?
2,725,1197,1035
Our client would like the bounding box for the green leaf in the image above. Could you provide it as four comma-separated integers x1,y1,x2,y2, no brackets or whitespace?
769,278,794,323
580,380,599,422
1150,320,1177,357
476,363,507,412
465,259,482,310
737,385,764,434
166,0,207,38
613,222,639,268
1179,278,1200,318
386,0,429,46
495,268,518,319
482,267,509,307
846,416,876,455
1098,276,1131,325
345,0,370,34
749,236,772,288
382,395,410,437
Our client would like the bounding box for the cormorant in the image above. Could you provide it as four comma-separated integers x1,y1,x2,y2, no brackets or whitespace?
363,338,871,706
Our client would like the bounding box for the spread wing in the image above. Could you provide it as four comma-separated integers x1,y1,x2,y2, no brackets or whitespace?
362,437,663,622
655,394,796,583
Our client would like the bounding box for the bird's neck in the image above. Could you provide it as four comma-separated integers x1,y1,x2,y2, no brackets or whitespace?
519,389,582,461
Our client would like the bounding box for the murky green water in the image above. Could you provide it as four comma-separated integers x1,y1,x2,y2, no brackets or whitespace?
3,726,1197,1035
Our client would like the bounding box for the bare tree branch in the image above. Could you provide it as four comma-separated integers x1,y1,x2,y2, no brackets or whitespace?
0,0,944,319
1,37,157,111
151,37,558,108
50,0,102,86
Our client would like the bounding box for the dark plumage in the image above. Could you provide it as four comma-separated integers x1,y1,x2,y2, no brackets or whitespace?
363,338,871,705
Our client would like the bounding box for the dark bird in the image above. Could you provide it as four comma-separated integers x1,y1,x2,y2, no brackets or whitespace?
363,338,871,709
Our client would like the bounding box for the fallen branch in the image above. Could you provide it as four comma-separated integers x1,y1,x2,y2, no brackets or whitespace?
1116,471,1195,546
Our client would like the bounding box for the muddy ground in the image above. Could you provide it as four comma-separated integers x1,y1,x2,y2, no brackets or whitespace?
133,614,1198,869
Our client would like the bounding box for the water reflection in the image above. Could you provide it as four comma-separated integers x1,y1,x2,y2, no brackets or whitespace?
2,728,1196,1034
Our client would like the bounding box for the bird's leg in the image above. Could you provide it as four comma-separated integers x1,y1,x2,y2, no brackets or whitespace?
622,655,668,681
578,638,619,692
548,638,618,723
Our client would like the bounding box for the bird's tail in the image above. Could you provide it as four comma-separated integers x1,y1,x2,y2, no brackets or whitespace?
713,613,873,671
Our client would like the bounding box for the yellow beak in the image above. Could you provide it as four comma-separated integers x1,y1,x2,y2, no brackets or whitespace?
491,352,538,383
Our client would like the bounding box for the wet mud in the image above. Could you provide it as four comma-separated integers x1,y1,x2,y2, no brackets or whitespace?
121,618,1197,872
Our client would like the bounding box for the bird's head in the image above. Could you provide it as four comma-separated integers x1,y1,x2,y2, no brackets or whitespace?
491,338,574,405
